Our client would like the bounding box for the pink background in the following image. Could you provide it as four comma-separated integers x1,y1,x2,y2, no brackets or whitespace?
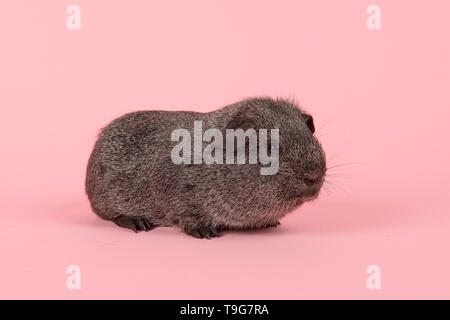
1,0,449,299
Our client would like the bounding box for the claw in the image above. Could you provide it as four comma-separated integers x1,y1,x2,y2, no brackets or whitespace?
184,226,221,239
191,230,202,239
266,221,281,228
112,216,154,232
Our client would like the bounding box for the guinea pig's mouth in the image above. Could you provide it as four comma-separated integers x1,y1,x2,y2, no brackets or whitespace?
302,194,320,202
286,180,324,203
286,189,321,203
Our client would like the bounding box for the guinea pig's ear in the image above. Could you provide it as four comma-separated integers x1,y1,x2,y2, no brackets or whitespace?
302,113,315,133
226,109,257,130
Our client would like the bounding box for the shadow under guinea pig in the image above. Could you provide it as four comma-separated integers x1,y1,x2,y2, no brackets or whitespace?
270,198,409,235
50,195,408,238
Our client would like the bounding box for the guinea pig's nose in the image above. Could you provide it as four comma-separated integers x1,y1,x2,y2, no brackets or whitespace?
303,173,322,186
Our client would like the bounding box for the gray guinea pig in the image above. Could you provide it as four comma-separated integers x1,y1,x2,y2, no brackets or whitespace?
85,97,326,239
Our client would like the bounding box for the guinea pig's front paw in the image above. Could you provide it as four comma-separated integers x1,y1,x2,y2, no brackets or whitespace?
183,225,220,239
112,215,154,233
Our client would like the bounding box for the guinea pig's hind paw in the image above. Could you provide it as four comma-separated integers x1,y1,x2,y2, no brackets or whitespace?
266,221,281,228
112,215,154,233
184,226,220,239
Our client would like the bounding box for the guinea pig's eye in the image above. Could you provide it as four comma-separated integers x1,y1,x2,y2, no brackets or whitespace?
302,114,315,134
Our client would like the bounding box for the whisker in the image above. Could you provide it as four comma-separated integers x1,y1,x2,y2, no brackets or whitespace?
315,130,339,139
326,162,364,171
325,173,355,179
324,179,349,195
321,185,332,195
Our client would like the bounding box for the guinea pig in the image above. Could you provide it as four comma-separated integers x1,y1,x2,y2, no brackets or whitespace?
85,97,326,239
